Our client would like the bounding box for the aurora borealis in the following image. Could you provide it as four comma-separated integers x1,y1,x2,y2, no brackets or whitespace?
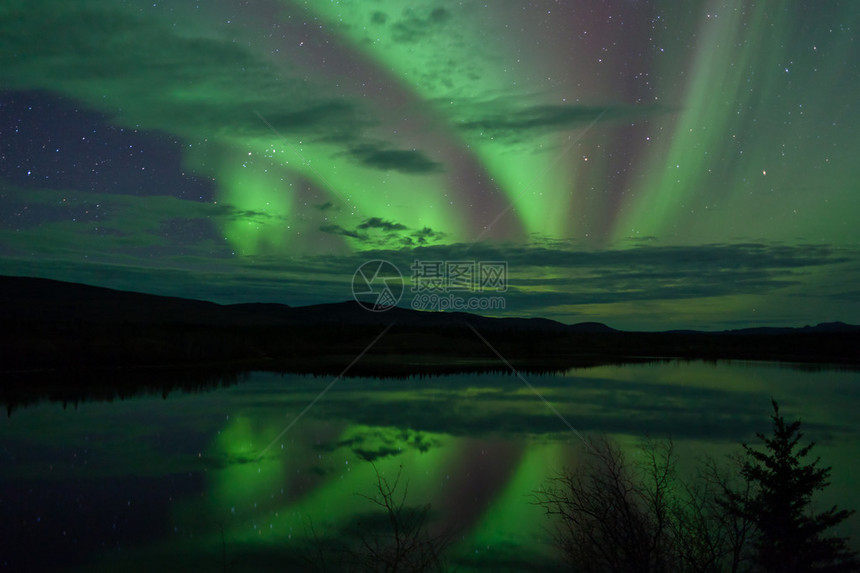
1,0,859,329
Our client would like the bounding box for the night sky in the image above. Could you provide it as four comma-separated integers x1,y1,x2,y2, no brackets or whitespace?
1,0,858,330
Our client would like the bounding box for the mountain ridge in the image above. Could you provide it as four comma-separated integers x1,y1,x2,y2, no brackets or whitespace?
2,275,855,334
2,275,859,372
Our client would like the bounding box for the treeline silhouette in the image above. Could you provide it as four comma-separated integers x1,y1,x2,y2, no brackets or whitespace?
1,355,667,416
2,276,859,382
5,317,860,372
0,366,247,416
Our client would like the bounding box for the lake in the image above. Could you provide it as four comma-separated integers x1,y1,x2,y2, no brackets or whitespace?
2,360,859,571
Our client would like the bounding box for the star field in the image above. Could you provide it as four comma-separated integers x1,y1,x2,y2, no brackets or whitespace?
0,0,858,329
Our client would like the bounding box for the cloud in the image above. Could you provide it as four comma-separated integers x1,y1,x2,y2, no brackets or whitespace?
394,242,850,273
0,182,290,261
402,227,447,246
330,241,857,323
390,7,453,43
346,144,443,174
314,201,337,212
2,241,857,329
0,3,384,156
455,102,668,142
319,224,364,240
1,184,850,301
356,217,407,232
312,427,440,462
0,1,473,188
318,217,447,248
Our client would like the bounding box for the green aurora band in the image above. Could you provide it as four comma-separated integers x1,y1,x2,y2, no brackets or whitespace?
1,0,859,329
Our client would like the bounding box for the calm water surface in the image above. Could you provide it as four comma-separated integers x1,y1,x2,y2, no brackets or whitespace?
2,360,859,571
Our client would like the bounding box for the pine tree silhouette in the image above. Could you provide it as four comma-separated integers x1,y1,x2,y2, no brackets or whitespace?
722,400,858,573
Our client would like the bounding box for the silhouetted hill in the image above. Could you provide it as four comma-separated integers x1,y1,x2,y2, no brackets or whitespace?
0,275,612,332
725,321,860,335
568,321,618,333
0,275,291,326
1,275,858,375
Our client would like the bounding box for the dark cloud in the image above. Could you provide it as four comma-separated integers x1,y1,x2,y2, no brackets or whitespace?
2,230,856,330
0,3,377,146
312,427,440,462
402,227,447,246
314,201,337,212
227,208,277,222
391,242,850,273
329,242,856,320
319,224,364,240
250,101,367,139
357,217,407,232
347,144,443,174
829,289,860,303
457,103,668,142
0,182,301,265
318,217,446,249
390,7,452,43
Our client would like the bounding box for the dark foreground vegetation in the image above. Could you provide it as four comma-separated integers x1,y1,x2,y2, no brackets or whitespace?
535,401,858,573
295,402,856,572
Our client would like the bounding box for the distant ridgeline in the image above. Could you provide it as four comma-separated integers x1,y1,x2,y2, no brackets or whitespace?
2,275,859,377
